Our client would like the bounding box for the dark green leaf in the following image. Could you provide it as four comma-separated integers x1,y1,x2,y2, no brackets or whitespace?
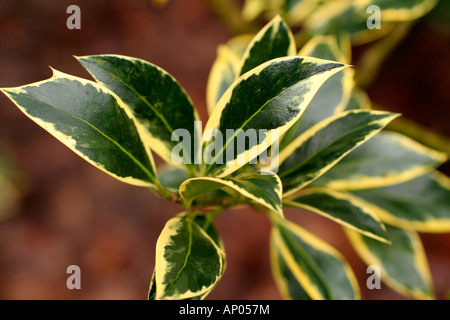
180,171,283,217
312,131,447,190
77,55,200,168
203,56,346,178
281,35,353,149
238,15,296,76
155,215,225,300
285,188,389,242
270,241,312,300
278,110,398,195
349,172,450,232
149,214,225,300
272,219,360,299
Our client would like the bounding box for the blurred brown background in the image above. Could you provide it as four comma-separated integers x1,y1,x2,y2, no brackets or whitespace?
0,0,449,300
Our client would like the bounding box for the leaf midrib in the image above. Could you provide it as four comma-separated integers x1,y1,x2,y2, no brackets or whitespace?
354,190,434,208
205,63,309,175
91,61,181,143
278,225,334,299
328,152,433,172
165,220,193,294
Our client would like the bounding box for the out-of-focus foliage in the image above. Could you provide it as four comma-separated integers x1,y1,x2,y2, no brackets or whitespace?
242,0,439,43
231,0,442,89
228,0,450,157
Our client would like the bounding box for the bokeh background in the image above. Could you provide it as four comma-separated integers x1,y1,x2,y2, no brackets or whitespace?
0,0,449,300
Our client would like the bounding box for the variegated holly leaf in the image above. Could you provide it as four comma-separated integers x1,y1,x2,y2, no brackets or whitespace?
284,188,389,242
349,172,450,233
313,131,447,190
203,56,347,178
180,171,283,217
278,110,398,196
271,219,360,300
356,0,439,21
149,214,225,300
281,35,354,149
238,15,297,76
154,214,226,300
77,55,201,170
346,224,435,300
1,69,158,188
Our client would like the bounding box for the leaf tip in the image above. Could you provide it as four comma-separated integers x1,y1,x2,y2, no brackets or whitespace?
272,14,283,22
74,54,89,63
73,55,87,65
0,85,23,97
48,66,63,78
386,112,402,123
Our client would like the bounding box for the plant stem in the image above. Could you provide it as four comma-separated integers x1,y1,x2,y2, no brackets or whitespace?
201,206,225,230
187,164,198,178
266,209,283,225
154,180,176,202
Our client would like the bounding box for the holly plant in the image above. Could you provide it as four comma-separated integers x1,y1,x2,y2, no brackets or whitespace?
2,16,449,300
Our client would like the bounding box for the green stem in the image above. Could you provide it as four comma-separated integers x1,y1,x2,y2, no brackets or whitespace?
267,209,283,225
154,180,176,202
202,206,225,230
